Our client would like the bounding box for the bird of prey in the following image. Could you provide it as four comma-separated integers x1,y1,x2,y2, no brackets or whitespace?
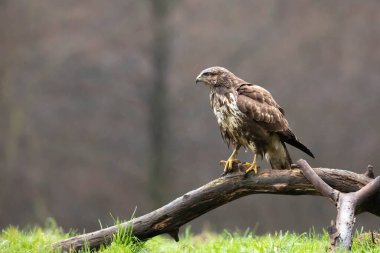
196,66,314,174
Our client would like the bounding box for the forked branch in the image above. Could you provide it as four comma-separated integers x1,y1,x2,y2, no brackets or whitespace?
297,160,380,251
53,160,379,252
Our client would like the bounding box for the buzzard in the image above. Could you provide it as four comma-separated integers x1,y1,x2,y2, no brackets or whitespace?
196,66,314,174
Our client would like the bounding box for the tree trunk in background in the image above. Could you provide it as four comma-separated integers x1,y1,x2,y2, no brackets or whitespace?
0,7,15,220
0,67,9,211
0,2,48,225
148,0,172,207
0,68,25,223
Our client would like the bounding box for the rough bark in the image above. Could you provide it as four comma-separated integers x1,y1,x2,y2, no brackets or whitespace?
53,160,378,252
296,160,380,251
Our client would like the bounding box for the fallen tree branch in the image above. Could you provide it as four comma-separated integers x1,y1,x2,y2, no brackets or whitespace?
297,160,380,251
53,160,378,252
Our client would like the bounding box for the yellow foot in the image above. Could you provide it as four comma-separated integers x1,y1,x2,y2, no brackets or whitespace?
244,162,258,174
220,158,239,175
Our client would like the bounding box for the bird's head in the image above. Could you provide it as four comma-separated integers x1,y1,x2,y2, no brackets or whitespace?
195,66,235,88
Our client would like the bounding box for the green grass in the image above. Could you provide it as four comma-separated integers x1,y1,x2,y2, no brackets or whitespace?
0,219,67,253
0,221,379,253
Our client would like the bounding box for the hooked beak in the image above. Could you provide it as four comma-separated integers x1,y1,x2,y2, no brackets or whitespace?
195,74,203,84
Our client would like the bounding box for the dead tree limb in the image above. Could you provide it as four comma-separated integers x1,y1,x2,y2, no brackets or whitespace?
296,160,380,251
53,160,379,252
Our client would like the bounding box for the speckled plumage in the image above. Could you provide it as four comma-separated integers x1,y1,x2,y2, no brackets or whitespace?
196,66,314,170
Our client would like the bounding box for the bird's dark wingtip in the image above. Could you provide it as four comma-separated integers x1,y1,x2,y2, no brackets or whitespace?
300,144,315,159
308,151,315,159
279,131,315,159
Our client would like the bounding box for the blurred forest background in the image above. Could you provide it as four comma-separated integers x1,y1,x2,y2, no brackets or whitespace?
1,0,380,234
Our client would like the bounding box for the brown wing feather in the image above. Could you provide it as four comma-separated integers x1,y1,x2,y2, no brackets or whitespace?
236,83,314,158
236,83,289,132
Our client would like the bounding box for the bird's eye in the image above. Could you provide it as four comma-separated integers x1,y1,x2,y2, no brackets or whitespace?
203,72,212,76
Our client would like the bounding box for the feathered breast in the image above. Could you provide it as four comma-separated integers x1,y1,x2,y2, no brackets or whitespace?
210,91,245,146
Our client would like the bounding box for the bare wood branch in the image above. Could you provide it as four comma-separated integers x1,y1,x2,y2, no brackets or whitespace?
53,162,378,252
334,194,356,250
364,165,375,179
297,160,380,251
354,176,380,207
296,159,339,202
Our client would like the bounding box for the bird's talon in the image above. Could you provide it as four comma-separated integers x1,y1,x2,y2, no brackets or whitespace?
220,171,228,177
244,170,254,178
221,158,239,174
244,164,258,175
